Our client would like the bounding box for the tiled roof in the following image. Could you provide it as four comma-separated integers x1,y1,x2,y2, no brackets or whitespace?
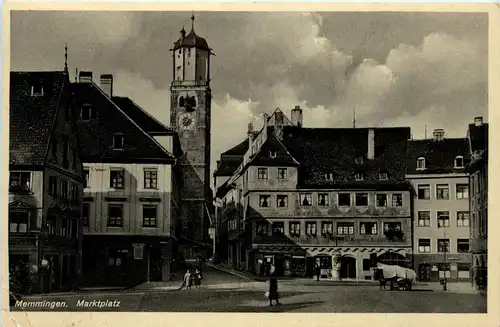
247,133,300,167
280,126,412,189
71,82,174,164
112,96,176,135
214,157,242,177
406,138,470,175
173,29,210,51
221,132,258,156
9,71,67,166
468,123,488,153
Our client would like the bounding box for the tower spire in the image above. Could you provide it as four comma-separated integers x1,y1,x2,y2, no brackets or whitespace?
64,43,68,74
191,12,195,31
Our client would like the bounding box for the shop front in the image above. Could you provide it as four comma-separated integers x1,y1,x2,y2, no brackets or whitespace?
413,253,470,282
252,246,307,277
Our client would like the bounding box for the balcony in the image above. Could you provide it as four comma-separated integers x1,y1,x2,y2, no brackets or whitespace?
171,80,209,88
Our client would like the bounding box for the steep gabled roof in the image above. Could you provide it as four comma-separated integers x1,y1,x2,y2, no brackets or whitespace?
112,96,176,135
221,132,258,156
406,138,470,175
247,133,300,167
10,71,67,166
280,126,411,189
71,82,174,164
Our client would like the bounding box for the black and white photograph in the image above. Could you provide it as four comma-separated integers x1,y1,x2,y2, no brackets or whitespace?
6,6,490,316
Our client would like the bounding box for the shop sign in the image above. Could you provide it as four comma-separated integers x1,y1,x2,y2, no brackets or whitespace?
132,243,145,260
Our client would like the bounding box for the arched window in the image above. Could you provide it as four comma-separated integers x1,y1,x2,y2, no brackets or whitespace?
179,96,185,107
416,157,426,170
377,252,408,268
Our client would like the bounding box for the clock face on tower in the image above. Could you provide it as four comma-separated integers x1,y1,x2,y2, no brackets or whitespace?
178,112,196,130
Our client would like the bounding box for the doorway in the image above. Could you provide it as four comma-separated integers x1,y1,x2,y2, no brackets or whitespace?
340,256,356,279
274,255,285,276
418,263,431,282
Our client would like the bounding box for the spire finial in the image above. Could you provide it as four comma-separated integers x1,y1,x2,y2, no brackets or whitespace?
64,43,68,73
191,12,195,31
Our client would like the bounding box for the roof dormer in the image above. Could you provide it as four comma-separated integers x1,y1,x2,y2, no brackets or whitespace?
416,157,426,171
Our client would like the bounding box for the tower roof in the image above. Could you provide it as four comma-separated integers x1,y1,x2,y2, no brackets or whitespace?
172,15,211,51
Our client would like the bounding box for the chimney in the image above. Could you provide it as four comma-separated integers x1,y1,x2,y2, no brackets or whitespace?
78,71,93,83
367,129,375,160
474,116,483,126
100,74,113,98
291,105,303,127
433,128,445,141
248,122,254,151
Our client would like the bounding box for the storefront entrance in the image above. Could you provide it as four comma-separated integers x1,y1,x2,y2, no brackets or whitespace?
418,263,431,282
340,256,356,279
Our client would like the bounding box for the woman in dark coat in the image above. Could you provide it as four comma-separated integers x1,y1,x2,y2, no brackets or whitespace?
268,274,281,306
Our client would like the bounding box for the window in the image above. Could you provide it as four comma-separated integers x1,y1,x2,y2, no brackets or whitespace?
376,194,387,207
436,184,449,200
272,222,284,235
318,193,329,206
9,172,31,192
355,156,364,164
277,168,287,180
456,184,469,199
457,239,469,253
416,157,426,170
81,105,92,121
144,168,158,189
142,205,157,227
108,204,123,227
257,168,268,179
337,222,354,235
276,195,288,208
306,222,317,236
470,175,475,196
438,263,451,279
457,263,470,279
48,176,58,196
9,211,29,233
354,172,364,181
392,194,403,207
418,211,430,227
256,222,268,236
259,195,270,207
454,156,464,168
321,222,333,236
31,84,44,96
437,239,450,253
289,222,300,237
269,151,277,158
110,169,124,188
325,173,334,181
360,222,377,235
418,239,431,253
84,168,90,188
383,222,402,232
69,182,77,201
299,193,312,206
417,184,430,200
355,193,368,206
338,193,351,207
113,134,124,150
437,211,450,227
457,212,469,227
82,203,90,226
275,111,284,125
46,216,56,235
378,172,388,180
60,180,68,200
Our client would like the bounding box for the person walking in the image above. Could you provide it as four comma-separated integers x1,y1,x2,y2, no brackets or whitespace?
315,264,321,281
268,274,281,306
194,268,202,288
178,269,192,290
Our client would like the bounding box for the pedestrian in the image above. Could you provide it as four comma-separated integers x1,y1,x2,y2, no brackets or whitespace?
268,274,281,306
194,268,202,288
179,269,192,290
315,264,321,281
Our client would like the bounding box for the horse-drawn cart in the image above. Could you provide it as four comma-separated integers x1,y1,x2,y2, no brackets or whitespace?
374,263,417,291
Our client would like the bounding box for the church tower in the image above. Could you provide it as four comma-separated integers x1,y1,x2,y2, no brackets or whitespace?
170,15,213,257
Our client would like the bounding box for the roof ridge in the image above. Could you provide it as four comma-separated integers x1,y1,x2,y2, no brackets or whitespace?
90,82,175,160
114,96,174,133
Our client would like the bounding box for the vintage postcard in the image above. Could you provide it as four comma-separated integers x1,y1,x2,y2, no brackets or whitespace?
2,2,498,327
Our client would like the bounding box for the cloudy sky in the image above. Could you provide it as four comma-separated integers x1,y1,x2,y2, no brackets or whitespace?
11,11,488,175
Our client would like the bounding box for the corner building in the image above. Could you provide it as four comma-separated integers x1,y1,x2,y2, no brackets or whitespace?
406,129,471,282
215,109,413,280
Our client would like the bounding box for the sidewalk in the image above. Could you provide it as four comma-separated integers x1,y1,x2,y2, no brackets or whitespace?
414,282,487,295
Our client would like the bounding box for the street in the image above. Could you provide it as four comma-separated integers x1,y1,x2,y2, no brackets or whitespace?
14,266,486,313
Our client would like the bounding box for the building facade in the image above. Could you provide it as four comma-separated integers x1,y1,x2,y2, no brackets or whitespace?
9,71,85,294
467,117,488,290
407,130,471,282
215,109,413,280
169,21,214,260
72,72,179,287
